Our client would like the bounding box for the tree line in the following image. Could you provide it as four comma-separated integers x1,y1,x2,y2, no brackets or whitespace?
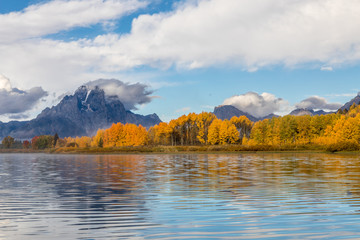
2,103,360,151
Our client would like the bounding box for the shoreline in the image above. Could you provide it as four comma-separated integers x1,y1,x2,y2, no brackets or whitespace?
1,146,359,155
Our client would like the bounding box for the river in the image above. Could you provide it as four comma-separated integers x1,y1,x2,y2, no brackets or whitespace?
1,153,360,239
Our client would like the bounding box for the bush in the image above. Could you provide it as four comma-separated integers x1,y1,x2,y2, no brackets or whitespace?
2,136,14,149
65,142,79,148
23,140,30,149
326,141,360,152
32,135,54,150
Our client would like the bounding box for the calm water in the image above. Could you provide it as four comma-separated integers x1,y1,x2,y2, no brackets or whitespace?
1,153,360,239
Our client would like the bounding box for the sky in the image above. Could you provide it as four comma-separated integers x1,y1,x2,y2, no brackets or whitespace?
0,0,360,122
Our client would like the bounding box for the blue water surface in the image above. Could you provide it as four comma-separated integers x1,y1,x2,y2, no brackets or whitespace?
1,153,360,239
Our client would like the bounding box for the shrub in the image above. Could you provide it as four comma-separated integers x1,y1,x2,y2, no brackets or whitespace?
32,135,54,150
23,140,30,149
65,142,79,148
2,136,15,149
326,141,360,152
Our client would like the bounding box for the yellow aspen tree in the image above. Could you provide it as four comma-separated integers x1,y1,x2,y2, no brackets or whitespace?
296,115,312,144
103,122,126,147
250,120,270,145
230,116,253,144
156,122,171,145
91,129,105,147
226,121,240,144
77,136,91,148
208,119,222,145
134,125,148,146
341,116,360,142
332,115,347,142
219,120,229,145
196,112,216,144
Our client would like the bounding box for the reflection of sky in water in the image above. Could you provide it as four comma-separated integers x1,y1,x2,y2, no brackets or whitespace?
1,153,360,239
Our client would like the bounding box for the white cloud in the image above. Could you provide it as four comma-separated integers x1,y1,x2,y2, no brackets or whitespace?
201,105,214,110
321,66,333,71
175,107,191,113
85,79,155,110
0,0,147,43
327,93,358,97
0,74,12,91
8,114,30,120
223,92,289,118
0,75,48,115
1,0,360,119
295,96,342,110
78,0,360,70
1,0,360,90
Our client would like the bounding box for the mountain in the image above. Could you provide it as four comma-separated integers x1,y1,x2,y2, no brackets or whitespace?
0,84,161,139
0,120,28,138
259,113,279,120
214,104,335,122
289,108,334,116
213,105,259,122
340,93,360,111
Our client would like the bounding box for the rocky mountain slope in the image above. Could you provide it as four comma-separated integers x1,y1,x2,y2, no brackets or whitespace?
0,84,161,139
213,105,279,122
214,104,335,121
289,108,334,116
340,93,360,111
213,105,259,122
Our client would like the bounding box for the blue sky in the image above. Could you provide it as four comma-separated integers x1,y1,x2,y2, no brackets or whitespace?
0,0,359,122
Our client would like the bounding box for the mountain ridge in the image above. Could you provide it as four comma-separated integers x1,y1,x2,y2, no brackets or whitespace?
340,93,360,111
289,108,335,116
0,84,161,139
213,105,259,122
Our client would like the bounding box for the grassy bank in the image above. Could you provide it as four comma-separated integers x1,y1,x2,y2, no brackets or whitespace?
49,144,330,154
0,149,48,153
1,143,359,154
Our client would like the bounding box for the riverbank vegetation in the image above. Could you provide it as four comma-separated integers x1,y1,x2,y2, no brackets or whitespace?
2,103,360,153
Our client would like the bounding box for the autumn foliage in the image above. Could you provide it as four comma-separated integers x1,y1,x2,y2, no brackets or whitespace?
103,123,148,147
11,103,360,152
245,103,360,151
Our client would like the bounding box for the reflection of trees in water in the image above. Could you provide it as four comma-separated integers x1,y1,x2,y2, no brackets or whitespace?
33,154,152,235
33,153,360,211
141,153,360,199
10,152,360,239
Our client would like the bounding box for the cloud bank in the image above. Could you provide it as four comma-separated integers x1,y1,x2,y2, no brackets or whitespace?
1,0,360,94
106,0,360,70
0,0,147,43
223,92,288,118
0,0,359,120
295,96,342,110
85,79,154,110
46,0,360,71
0,75,48,115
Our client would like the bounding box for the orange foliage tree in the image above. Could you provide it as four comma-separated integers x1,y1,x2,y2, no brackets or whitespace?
103,122,148,147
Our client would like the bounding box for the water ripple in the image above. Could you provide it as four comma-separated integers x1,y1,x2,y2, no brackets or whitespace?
1,153,360,239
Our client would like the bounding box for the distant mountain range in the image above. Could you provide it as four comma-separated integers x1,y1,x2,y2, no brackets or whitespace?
213,105,258,122
0,84,161,139
288,108,335,116
213,100,349,121
213,104,337,121
1,84,360,140
213,105,279,121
